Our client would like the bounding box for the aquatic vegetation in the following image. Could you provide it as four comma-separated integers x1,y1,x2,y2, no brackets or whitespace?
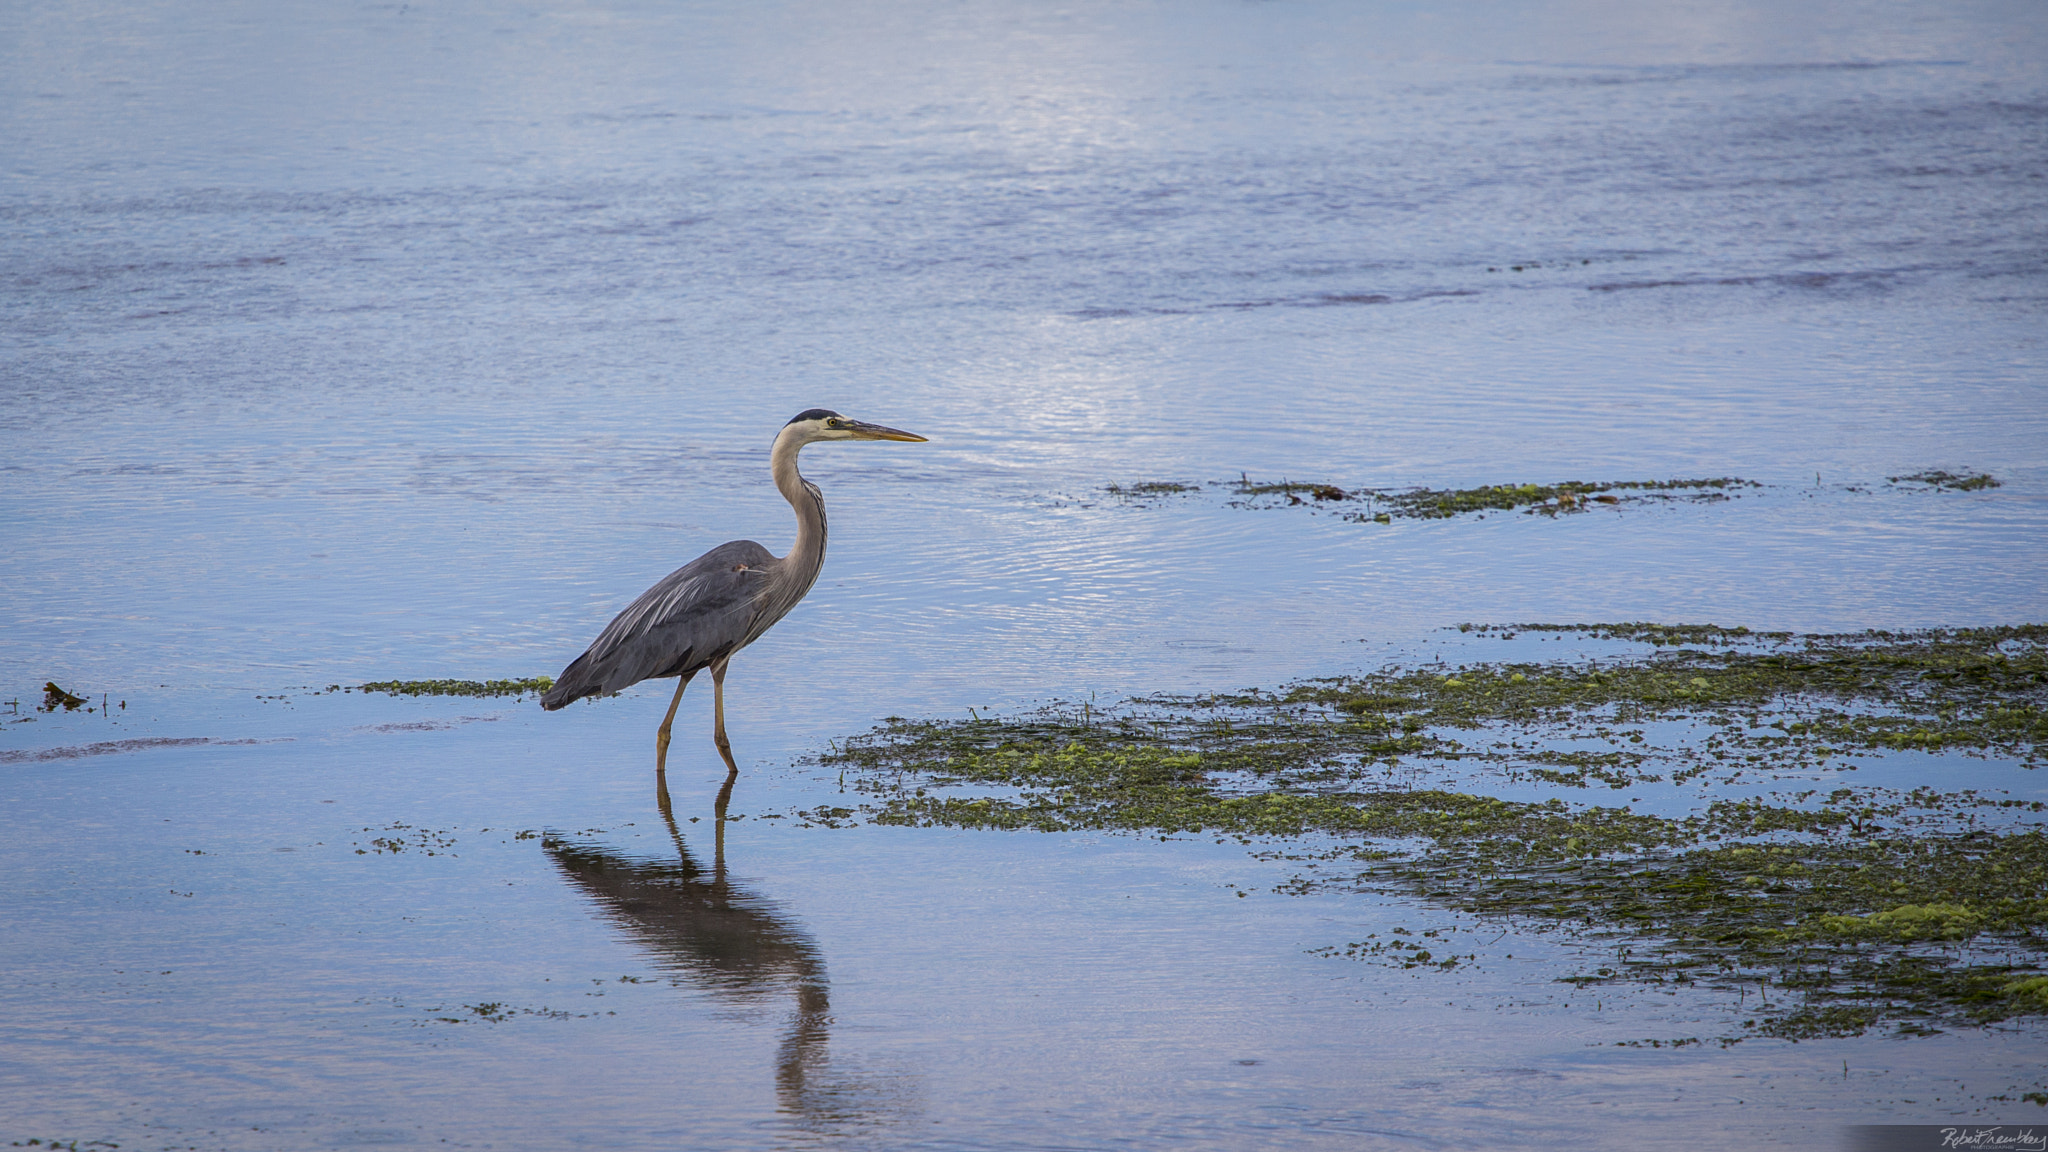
1889,470,2000,491
351,677,554,698
1224,476,1758,519
1104,481,1201,497
1233,479,1353,503
1372,832,2048,1040
404,998,613,1025
811,625,2048,1037
1292,624,2048,765
351,822,460,856
1481,622,1788,647
1084,476,1762,522
1091,468,2014,525
1336,477,1758,520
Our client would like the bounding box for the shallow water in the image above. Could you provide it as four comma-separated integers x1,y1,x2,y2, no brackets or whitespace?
4,0,2047,1147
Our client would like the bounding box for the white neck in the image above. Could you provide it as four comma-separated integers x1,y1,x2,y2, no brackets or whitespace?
769,425,827,590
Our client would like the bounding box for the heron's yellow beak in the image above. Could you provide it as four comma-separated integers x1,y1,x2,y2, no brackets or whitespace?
847,420,927,442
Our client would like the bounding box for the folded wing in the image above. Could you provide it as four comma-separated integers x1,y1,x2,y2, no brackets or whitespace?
541,540,777,709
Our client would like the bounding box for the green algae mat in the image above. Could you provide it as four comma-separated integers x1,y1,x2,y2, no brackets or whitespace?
349,677,555,698
1097,470,1999,521
807,625,2048,1042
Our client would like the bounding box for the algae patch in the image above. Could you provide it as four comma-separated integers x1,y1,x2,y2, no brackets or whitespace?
364,994,618,1027
1345,478,1753,520
1089,468,2009,525
351,822,462,856
1104,481,1201,499
1372,831,2048,1039
809,625,2048,1038
1084,476,1761,522
424,1000,606,1024
349,677,554,699
1889,470,2000,492
1226,476,1758,520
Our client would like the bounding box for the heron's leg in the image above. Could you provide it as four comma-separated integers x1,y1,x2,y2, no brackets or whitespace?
655,672,694,775
708,661,739,859
711,659,733,755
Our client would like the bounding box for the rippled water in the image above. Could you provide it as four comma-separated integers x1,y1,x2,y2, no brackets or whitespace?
4,0,2046,1147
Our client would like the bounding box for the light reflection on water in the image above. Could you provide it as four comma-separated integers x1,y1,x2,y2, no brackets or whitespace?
3,0,2046,1145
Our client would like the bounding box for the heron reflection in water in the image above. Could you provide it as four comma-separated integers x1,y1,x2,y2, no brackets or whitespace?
544,777,864,1121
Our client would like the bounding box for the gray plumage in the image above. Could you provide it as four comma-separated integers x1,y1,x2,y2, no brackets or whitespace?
540,410,926,769
541,538,787,706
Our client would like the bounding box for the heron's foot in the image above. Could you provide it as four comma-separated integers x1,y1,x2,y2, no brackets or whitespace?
655,728,673,774
713,739,739,779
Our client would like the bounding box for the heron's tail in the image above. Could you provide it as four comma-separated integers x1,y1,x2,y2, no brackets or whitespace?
540,653,602,711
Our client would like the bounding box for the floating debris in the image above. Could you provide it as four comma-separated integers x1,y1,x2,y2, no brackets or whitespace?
40,681,87,712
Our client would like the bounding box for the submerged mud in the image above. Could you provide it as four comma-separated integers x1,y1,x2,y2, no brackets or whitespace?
807,625,2048,1040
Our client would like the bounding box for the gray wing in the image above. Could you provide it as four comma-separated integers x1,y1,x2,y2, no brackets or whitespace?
541,540,776,709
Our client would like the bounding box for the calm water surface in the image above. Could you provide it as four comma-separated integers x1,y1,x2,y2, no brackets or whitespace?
3,0,2046,1147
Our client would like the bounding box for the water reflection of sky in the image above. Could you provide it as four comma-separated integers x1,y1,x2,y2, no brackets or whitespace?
2,0,2045,1146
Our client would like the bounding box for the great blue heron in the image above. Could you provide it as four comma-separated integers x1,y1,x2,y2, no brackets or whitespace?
540,409,927,772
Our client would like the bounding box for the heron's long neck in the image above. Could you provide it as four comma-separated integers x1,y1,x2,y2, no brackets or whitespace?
769,430,827,595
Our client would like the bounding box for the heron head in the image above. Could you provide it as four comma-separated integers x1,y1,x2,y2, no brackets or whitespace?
783,408,928,444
